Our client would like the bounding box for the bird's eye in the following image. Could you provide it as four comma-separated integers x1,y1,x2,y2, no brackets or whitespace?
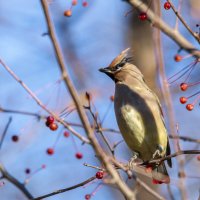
115,63,124,69
115,60,126,70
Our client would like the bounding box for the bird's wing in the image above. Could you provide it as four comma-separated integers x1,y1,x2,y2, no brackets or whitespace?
151,90,172,168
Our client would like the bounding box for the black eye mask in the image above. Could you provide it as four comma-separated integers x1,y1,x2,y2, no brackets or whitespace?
114,57,133,70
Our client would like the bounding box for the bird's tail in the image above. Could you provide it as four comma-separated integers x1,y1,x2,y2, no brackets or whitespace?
152,163,170,184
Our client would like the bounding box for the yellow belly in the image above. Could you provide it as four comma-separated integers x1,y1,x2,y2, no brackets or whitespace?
115,103,167,161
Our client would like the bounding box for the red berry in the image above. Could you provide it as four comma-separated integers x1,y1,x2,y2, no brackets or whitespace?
47,148,54,155
174,54,182,62
164,2,171,10
96,171,104,179
41,164,46,169
110,95,114,102
186,104,194,111
12,135,19,142
139,12,147,21
82,1,88,7
72,0,77,6
64,10,72,17
180,83,188,91
49,123,58,131
75,152,83,159
85,194,91,200
64,131,70,137
46,116,54,124
179,97,187,104
25,168,31,174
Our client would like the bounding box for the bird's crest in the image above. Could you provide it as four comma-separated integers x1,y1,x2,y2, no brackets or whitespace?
109,48,130,68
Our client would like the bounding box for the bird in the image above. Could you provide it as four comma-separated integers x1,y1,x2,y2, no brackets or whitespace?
99,48,172,184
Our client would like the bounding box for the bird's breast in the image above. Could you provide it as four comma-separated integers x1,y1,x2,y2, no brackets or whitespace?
115,100,145,150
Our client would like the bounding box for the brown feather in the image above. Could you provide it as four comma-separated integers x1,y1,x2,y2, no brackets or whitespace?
109,48,130,68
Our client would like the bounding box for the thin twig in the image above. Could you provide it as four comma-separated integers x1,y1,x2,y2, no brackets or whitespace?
167,0,200,43
85,104,113,154
84,163,105,171
0,107,84,128
0,107,43,119
31,176,96,200
0,164,33,199
0,117,12,150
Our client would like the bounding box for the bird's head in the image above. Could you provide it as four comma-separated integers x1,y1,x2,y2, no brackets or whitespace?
99,48,143,83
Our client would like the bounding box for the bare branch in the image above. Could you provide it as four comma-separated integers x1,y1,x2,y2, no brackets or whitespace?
0,117,12,150
31,176,96,200
84,101,113,154
0,164,33,199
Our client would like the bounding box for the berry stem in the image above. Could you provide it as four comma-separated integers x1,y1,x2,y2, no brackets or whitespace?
52,129,63,149
168,61,197,84
187,90,200,99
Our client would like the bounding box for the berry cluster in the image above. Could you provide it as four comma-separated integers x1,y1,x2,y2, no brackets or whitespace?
64,0,89,17
45,116,58,131
178,81,200,111
168,55,199,111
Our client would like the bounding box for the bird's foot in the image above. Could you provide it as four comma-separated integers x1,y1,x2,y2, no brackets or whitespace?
152,144,164,159
128,152,143,169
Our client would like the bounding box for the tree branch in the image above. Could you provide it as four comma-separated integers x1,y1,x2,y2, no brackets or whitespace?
31,176,96,200
0,164,33,199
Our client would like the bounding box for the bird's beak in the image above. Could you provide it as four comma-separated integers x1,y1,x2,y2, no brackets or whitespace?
99,67,112,74
99,67,107,73
99,67,115,80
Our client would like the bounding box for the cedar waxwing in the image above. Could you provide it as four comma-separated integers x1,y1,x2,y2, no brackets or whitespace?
99,48,172,183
